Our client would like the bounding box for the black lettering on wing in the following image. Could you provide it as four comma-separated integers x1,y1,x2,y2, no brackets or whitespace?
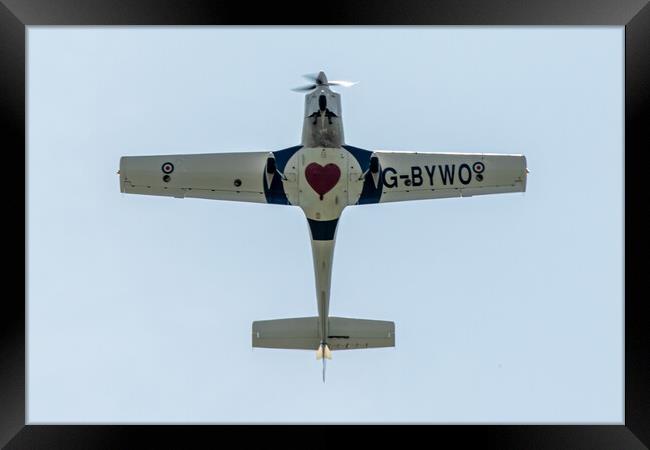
382,167,398,188
439,164,455,185
458,164,472,185
411,166,423,187
425,165,435,185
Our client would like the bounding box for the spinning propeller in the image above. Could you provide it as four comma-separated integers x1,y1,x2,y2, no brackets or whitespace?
292,71,358,92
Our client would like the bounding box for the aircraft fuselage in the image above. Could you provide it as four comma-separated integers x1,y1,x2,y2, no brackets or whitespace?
288,84,353,348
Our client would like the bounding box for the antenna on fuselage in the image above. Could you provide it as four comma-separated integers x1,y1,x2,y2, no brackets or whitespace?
291,71,358,92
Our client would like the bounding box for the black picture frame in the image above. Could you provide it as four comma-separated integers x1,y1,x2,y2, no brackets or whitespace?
3,0,648,448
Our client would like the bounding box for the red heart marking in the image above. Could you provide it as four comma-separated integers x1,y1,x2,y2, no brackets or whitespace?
304,162,341,200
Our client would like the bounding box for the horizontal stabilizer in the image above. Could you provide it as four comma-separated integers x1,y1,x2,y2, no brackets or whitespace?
252,317,320,350
327,317,395,350
252,316,394,350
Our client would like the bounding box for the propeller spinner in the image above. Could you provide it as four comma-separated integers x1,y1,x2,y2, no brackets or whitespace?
291,71,358,92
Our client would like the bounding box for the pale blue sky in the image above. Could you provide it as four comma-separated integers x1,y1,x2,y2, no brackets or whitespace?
27,27,623,423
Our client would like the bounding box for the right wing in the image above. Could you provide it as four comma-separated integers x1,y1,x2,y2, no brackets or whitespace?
119,147,301,205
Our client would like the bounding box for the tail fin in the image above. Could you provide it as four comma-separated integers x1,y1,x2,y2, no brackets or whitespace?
317,343,332,382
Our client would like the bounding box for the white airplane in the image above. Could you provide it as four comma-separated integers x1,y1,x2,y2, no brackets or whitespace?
119,71,528,381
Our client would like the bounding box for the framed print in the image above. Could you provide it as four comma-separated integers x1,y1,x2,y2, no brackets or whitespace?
3,0,648,447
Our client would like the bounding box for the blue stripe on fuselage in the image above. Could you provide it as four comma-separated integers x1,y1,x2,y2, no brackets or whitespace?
307,218,339,241
263,145,302,205
342,145,383,205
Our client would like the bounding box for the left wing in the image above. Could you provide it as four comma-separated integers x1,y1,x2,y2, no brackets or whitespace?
354,151,527,204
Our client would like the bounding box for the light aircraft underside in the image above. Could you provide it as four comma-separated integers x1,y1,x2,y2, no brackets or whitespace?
119,71,528,381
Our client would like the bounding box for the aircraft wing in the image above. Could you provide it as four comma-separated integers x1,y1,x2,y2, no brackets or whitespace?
359,151,527,204
119,151,287,204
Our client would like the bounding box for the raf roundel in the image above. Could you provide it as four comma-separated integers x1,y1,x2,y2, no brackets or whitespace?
161,162,174,174
472,161,485,173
